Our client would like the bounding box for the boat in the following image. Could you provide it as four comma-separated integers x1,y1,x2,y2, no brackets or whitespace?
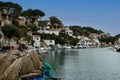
114,44,120,52
39,47,48,53
20,76,60,80
116,48,120,52
20,74,60,80
62,44,71,49
20,60,60,80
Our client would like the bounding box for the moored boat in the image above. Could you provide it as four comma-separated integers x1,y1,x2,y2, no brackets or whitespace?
116,48,120,52
20,60,60,80
20,75,60,80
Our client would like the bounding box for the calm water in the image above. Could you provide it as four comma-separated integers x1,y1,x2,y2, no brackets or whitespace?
43,47,120,80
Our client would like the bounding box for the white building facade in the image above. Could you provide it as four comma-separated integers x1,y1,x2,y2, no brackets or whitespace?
65,27,73,36
44,40,55,46
38,30,59,35
76,36,92,48
33,35,40,50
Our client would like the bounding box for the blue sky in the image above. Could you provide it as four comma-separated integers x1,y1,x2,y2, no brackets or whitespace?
1,0,120,36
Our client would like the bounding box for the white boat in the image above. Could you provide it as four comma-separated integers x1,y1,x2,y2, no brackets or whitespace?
63,44,71,49
39,47,48,53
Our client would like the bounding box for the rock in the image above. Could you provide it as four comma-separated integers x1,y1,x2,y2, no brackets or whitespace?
3,58,22,80
0,50,43,80
0,54,16,78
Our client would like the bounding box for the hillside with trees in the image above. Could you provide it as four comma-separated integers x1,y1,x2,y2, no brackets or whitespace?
0,1,119,46
69,26,103,36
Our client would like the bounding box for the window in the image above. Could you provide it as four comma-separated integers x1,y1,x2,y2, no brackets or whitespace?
50,41,52,43
0,21,1,26
0,34,2,39
37,38,39,40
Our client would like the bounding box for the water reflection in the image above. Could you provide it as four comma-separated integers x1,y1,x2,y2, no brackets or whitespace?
43,48,120,80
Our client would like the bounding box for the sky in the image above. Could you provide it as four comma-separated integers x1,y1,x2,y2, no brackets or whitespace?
1,0,120,36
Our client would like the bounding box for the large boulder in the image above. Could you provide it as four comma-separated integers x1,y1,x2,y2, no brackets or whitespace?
0,50,43,80
0,53,16,79
27,51,42,69
3,58,23,80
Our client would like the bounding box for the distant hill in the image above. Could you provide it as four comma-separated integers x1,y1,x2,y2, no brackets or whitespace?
69,25,103,36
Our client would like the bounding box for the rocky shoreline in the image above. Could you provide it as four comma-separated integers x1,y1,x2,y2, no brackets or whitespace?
0,50,43,80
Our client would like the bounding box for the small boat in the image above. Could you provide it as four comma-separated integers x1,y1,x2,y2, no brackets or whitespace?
62,44,71,49
20,60,60,80
39,47,48,53
45,78,60,80
20,71,60,80
20,75,60,80
116,48,120,52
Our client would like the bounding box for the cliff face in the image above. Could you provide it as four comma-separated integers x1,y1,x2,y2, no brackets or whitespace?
0,50,43,80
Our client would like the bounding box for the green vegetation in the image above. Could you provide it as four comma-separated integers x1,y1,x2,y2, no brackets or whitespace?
0,1,22,17
1,25,28,40
49,16,63,29
0,1,23,26
114,34,120,41
49,16,62,25
26,24,38,32
69,26,103,36
98,37,114,44
2,25,20,39
22,9,45,18
22,9,45,23
38,20,49,30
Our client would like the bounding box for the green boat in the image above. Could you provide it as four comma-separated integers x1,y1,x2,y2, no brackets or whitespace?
20,60,60,80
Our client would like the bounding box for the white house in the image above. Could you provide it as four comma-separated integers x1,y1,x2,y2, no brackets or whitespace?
0,31,3,48
117,38,120,43
33,35,40,50
0,12,12,26
76,36,92,48
44,40,55,47
18,16,26,26
38,29,59,35
92,38,101,47
37,25,59,35
65,27,73,36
